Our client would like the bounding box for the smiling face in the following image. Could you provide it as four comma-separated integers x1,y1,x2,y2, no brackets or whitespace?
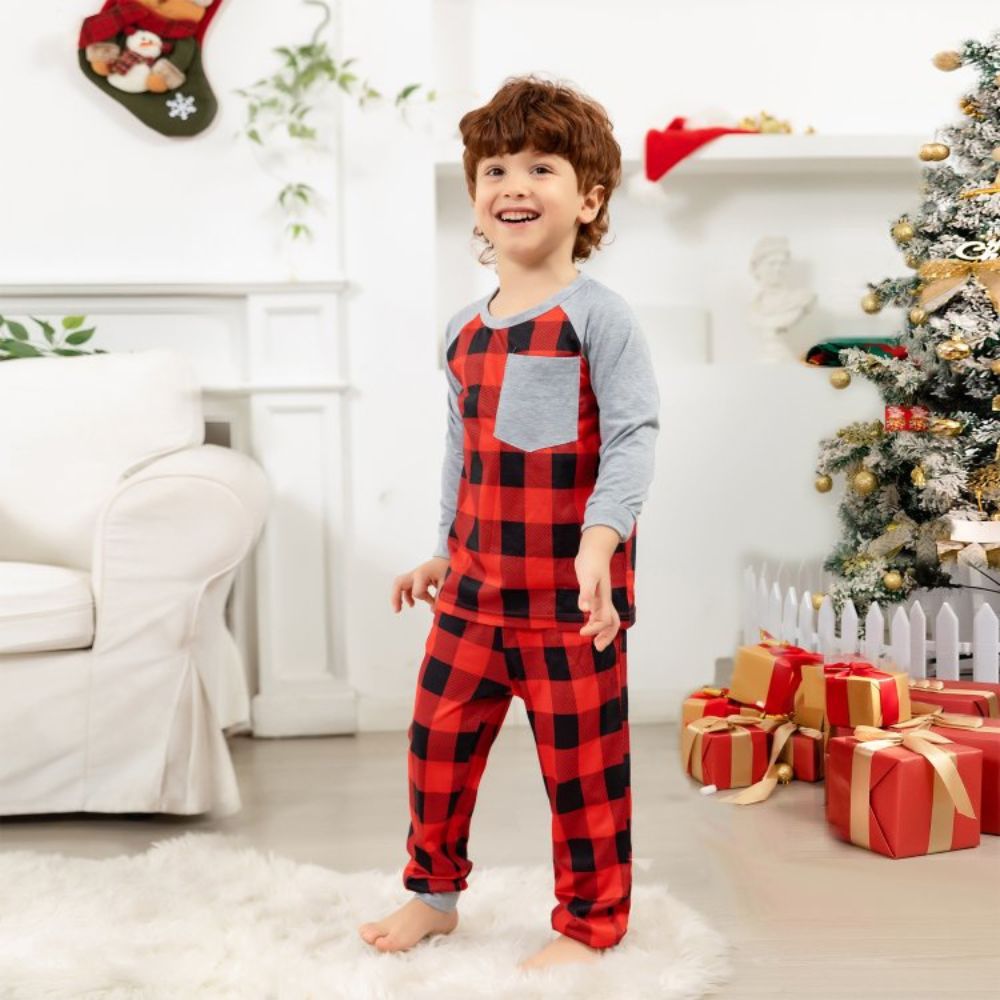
472,148,604,267
126,29,164,56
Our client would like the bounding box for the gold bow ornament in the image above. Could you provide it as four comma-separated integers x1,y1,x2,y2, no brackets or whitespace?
918,258,1000,314
827,724,982,857
681,712,784,789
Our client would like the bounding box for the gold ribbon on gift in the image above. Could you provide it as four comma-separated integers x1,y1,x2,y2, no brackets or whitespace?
847,724,977,853
935,538,1000,570
681,712,784,786
892,703,985,732
720,716,824,805
918,258,1000,314
909,679,999,718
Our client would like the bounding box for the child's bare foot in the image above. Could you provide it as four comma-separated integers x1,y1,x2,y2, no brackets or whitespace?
517,933,603,969
358,897,459,953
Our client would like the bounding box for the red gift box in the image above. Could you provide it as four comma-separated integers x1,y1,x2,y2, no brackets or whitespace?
730,632,823,715
722,717,824,805
779,726,825,782
825,661,911,727
681,713,776,789
681,686,741,727
826,726,982,858
822,724,856,806
895,708,1000,835
909,679,1000,719
884,404,929,432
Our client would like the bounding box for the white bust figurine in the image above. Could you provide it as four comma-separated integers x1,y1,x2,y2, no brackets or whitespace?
748,236,816,362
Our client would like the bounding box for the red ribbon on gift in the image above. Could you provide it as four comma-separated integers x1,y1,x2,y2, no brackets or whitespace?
825,661,902,727
749,630,823,714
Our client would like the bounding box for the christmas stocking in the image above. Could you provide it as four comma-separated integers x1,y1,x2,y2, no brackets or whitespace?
78,0,223,137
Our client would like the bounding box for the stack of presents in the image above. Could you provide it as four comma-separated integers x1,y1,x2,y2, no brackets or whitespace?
681,632,1000,858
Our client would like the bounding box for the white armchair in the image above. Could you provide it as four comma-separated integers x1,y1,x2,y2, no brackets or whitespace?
0,348,269,817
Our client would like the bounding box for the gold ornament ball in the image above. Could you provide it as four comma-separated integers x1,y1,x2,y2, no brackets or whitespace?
815,473,833,493
919,142,951,162
861,291,881,314
929,417,963,437
909,306,927,324
989,358,1000,375
883,570,904,592
911,465,927,488
852,469,879,495
892,220,916,243
775,762,794,785
932,50,963,71
830,369,851,389
811,591,826,611
905,253,922,269
936,337,971,361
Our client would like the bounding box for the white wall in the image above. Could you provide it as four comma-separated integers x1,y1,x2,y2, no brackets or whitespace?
0,0,342,283
4,1,999,728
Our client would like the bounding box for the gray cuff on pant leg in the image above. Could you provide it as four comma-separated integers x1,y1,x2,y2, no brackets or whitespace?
414,890,459,912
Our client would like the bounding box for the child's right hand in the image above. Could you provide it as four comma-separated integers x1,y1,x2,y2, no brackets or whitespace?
391,557,450,613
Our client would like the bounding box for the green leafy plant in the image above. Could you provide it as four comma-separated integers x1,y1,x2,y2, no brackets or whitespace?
235,0,436,241
0,315,104,361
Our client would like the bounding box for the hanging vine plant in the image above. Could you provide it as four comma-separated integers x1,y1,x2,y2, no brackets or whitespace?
235,0,436,241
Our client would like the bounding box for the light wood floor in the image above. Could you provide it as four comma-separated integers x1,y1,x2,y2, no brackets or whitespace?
2,721,998,998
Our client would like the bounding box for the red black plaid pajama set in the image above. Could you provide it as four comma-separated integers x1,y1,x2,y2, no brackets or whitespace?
403,270,659,949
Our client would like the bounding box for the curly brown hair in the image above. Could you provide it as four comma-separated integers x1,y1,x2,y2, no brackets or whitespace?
458,74,622,266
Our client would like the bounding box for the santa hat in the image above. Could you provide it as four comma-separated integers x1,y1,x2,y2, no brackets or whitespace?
645,116,757,181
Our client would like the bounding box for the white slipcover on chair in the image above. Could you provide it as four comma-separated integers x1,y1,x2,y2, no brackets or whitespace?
0,348,269,817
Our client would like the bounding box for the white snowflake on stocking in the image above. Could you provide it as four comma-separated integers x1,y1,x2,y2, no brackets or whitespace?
166,93,197,121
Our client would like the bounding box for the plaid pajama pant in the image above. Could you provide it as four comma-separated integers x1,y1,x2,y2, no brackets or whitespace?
402,608,632,949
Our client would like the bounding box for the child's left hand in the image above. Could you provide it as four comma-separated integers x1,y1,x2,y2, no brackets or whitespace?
575,547,621,652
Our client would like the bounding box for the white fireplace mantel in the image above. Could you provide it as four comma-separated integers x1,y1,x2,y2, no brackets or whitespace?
0,279,357,738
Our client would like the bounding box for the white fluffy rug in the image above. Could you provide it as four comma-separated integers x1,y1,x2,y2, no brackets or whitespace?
0,832,731,999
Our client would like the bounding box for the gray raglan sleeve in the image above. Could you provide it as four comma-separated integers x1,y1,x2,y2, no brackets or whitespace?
575,288,660,542
433,314,466,560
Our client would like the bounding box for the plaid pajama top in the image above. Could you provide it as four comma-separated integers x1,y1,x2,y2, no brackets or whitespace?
432,270,659,629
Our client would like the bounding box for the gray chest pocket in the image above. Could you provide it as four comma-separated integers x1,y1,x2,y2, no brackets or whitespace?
493,354,580,451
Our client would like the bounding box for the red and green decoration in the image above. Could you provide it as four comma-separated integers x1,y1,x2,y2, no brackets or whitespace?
804,337,907,367
78,0,223,137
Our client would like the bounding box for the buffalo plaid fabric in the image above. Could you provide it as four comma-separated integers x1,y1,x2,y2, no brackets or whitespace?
79,2,201,47
433,303,637,629
403,609,632,949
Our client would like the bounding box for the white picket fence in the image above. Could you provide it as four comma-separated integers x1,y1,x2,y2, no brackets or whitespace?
743,560,1000,683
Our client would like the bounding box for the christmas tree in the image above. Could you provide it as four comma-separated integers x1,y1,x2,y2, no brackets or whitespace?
817,32,1000,620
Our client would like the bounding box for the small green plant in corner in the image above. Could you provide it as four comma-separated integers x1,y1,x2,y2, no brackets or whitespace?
0,315,104,361
235,0,436,242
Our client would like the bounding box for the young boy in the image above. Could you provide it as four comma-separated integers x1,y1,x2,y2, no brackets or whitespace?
359,75,659,970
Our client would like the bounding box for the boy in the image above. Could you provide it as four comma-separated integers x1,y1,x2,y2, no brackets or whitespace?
359,75,659,970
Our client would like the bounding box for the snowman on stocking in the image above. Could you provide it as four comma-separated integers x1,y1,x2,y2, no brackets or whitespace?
79,0,223,136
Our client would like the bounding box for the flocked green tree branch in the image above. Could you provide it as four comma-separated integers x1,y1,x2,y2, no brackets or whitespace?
815,30,1000,622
